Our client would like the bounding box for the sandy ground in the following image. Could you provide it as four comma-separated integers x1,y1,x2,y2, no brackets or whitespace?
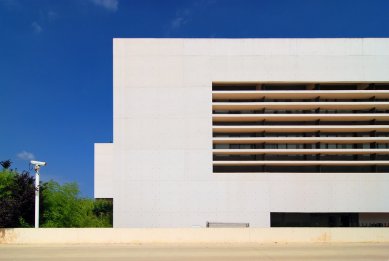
1,243,389,261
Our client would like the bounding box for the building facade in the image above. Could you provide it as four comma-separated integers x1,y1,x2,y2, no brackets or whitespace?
95,38,389,227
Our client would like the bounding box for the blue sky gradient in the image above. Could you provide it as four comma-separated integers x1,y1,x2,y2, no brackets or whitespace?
1,0,389,197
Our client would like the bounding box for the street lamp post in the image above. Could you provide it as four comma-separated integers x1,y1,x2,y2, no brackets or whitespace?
31,160,47,228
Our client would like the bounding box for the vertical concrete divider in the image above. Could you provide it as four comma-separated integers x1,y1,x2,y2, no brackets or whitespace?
1,228,389,244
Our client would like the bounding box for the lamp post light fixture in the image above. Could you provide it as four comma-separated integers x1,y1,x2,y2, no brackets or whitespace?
30,160,47,228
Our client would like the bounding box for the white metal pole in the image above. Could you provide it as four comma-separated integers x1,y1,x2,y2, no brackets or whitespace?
34,167,40,228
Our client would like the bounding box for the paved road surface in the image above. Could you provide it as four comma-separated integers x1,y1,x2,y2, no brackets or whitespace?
1,243,389,260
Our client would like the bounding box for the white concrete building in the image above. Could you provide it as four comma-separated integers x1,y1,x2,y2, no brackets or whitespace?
95,38,389,228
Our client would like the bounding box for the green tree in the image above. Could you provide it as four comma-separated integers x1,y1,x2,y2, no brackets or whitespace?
93,199,113,226
0,159,12,169
0,168,35,227
0,159,112,228
40,180,111,227
0,168,17,227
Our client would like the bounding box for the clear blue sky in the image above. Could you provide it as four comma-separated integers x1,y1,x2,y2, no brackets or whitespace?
1,0,389,197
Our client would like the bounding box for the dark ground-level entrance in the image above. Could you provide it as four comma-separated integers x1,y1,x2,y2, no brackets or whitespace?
271,213,369,227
